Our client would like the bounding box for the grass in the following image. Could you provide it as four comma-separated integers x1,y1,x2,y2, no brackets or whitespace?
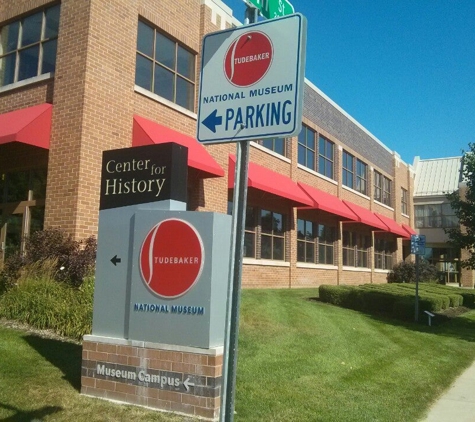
235,289,475,421
2,288,475,421
0,324,189,422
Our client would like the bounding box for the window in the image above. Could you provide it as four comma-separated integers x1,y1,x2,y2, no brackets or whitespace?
401,188,408,215
244,206,257,258
374,238,394,270
229,205,287,261
342,151,367,195
356,159,367,195
0,169,47,261
297,219,315,263
317,223,335,265
343,231,370,268
297,219,335,265
342,151,354,189
259,137,286,156
298,125,335,179
135,20,196,111
415,204,458,228
298,125,316,171
318,135,334,179
374,170,392,206
261,209,285,260
0,4,60,87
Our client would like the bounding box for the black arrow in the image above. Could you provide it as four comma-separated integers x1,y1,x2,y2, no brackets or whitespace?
111,255,122,266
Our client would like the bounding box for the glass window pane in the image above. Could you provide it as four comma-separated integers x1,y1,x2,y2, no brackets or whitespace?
21,12,42,46
0,173,5,202
137,21,154,57
31,169,47,199
0,54,16,86
297,241,305,262
305,221,313,240
245,207,255,230
261,210,273,233
1,22,19,53
176,76,194,111
306,243,314,263
7,171,29,202
274,137,285,155
306,150,315,170
273,213,283,234
177,45,194,79
154,64,174,101
4,214,23,259
244,232,255,258
44,5,60,39
298,144,306,166
155,32,175,69
135,54,152,89
30,206,45,233
273,238,284,260
297,219,305,239
41,39,57,74
18,44,39,80
261,235,272,259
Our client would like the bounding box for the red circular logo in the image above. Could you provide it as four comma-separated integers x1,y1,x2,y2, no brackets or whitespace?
140,219,204,299
224,31,273,87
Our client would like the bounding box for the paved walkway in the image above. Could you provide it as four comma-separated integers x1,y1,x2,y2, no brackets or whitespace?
421,360,475,421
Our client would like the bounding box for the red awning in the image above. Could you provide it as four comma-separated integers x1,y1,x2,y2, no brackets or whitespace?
402,223,417,237
298,182,358,220
228,155,313,206
342,200,388,231
375,213,410,237
0,104,52,149
133,115,224,178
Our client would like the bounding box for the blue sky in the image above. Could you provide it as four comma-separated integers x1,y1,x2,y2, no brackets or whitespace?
223,0,475,165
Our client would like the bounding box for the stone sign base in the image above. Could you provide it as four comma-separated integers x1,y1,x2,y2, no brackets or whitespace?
81,335,223,420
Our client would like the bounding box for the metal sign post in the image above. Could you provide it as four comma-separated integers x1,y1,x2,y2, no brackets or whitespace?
411,234,426,322
197,6,306,421
220,8,256,422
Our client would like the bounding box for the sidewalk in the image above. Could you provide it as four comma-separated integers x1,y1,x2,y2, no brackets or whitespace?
421,360,475,421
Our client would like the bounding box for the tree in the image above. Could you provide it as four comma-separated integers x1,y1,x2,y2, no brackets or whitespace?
446,142,475,269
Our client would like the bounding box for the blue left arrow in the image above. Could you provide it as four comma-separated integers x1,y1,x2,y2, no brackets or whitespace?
202,109,222,133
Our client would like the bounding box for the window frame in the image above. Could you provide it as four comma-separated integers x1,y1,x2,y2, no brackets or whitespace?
374,170,392,206
374,237,394,270
298,125,335,179
0,4,60,88
258,137,287,157
135,20,196,112
401,188,408,215
343,231,370,268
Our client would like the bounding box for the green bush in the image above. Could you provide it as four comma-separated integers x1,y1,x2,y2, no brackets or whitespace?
387,260,438,284
0,276,94,340
319,283,467,322
0,228,96,290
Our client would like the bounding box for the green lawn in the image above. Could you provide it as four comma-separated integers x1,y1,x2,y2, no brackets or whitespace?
235,289,475,421
2,288,475,421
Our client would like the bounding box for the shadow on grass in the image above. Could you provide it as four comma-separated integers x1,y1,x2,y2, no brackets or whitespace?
0,402,62,421
309,297,475,343
23,335,82,391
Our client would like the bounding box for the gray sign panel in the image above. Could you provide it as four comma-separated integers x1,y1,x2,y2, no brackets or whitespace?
197,13,307,143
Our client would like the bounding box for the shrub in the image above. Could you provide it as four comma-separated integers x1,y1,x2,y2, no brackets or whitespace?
0,228,96,290
0,276,94,340
387,260,438,284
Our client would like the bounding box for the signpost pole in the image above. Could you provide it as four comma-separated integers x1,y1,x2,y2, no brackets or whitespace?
415,253,420,322
220,9,256,422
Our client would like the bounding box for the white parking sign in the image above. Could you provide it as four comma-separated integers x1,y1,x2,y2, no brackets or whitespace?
197,14,307,144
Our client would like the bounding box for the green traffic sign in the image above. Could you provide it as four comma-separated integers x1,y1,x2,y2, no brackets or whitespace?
267,0,295,18
245,0,295,19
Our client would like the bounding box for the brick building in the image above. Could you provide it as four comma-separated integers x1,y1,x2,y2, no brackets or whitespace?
1,0,420,289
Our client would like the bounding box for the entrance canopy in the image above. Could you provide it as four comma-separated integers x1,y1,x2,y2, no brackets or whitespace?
228,155,313,206
133,115,224,178
0,103,52,149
